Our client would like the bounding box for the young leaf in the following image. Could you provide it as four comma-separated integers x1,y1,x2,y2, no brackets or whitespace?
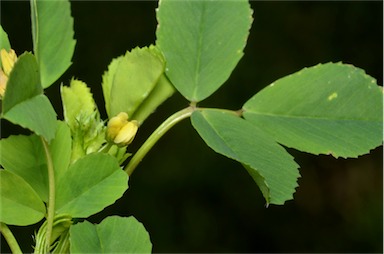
191,109,300,205
61,79,96,129
70,216,152,253
61,79,105,162
156,0,253,102
0,134,48,202
243,62,383,158
55,153,128,218
30,0,76,88
102,46,171,122
0,170,45,226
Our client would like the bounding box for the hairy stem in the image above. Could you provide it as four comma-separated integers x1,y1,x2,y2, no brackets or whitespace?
124,106,195,175
0,223,22,254
41,137,55,251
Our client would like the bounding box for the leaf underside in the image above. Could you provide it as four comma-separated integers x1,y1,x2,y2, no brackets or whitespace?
191,109,300,205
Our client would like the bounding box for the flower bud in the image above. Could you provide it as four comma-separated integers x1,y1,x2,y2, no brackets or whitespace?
106,112,138,146
1,49,17,76
0,49,17,99
0,70,8,98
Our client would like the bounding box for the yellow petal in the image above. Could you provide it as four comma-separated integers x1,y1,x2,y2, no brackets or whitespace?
106,112,130,142
114,120,138,146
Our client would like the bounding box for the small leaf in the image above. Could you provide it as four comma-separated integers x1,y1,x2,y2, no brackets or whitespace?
55,153,128,218
243,62,383,158
61,79,105,162
0,134,48,201
61,79,98,131
0,170,45,226
70,216,152,253
30,0,76,88
191,110,300,205
156,0,253,102
102,46,168,120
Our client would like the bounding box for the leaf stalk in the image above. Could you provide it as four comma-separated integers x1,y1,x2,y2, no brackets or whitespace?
0,223,22,254
41,137,55,252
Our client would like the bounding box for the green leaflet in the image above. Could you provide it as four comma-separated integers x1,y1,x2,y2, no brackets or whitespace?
243,62,383,158
70,216,152,253
55,153,128,218
191,109,300,205
156,0,253,102
2,52,42,112
0,122,71,205
102,46,174,124
30,0,76,88
0,134,48,202
2,95,57,142
0,170,46,226
1,52,57,141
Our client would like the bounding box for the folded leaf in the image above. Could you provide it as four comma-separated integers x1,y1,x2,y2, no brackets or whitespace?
131,74,175,123
61,79,105,162
102,46,170,122
156,0,253,102
0,170,45,226
70,216,152,253
191,109,300,205
243,62,383,158
30,0,76,88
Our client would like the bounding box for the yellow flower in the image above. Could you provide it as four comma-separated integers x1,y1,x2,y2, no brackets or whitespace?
0,49,17,99
106,112,139,147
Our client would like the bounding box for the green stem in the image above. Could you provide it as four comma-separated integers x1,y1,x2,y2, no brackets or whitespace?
0,223,22,254
124,106,195,175
41,138,55,252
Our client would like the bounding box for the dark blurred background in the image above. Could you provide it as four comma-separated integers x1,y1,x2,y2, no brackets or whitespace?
1,1,383,253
